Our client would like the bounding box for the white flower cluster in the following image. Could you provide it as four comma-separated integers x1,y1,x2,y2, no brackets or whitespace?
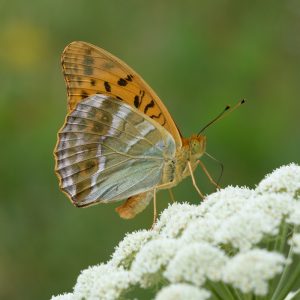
155,284,211,300
51,164,300,300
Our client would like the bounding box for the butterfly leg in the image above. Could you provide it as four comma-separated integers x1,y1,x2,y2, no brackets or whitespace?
150,182,179,229
187,161,204,199
168,189,175,202
197,160,221,189
151,188,157,229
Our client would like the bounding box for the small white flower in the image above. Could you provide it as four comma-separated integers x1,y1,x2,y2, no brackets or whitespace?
155,284,211,300
110,229,155,268
154,202,201,238
222,249,286,295
254,192,294,220
180,215,220,245
131,239,180,287
256,163,300,198
286,201,300,226
200,186,254,219
289,233,300,254
180,187,254,246
165,242,228,286
214,210,276,251
50,293,73,300
73,264,136,300
215,194,291,250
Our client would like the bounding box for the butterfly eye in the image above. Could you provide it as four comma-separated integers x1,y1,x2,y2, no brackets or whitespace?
190,136,206,157
190,140,200,154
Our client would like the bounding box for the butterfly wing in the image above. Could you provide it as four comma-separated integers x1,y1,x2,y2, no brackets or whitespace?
61,41,182,147
54,94,176,207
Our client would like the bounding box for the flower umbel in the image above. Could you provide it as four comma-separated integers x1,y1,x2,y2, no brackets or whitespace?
51,164,300,300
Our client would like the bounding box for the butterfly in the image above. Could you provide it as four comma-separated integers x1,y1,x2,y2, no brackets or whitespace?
54,41,223,224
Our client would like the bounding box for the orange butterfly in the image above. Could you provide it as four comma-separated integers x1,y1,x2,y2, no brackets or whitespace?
54,41,242,224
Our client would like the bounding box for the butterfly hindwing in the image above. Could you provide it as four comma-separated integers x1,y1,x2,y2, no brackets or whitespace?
61,41,182,146
54,94,176,207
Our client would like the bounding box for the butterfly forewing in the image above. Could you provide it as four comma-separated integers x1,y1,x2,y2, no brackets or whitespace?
54,94,176,207
61,41,182,146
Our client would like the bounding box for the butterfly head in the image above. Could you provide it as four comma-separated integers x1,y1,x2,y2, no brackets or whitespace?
187,135,206,159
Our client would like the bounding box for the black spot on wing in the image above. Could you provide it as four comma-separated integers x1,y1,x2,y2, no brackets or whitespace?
117,75,134,86
144,100,155,113
104,81,111,92
150,112,162,119
126,74,134,81
81,90,89,99
90,79,96,86
134,95,140,108
149,112,166,127
140,90,145,100
117,78,127,86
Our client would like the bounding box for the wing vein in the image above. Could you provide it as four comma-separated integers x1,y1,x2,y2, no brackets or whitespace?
76,160,160,199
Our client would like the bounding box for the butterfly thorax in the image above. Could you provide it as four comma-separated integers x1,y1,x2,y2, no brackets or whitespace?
161,135,206,187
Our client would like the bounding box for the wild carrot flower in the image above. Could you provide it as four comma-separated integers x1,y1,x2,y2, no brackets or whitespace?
51,164,300,300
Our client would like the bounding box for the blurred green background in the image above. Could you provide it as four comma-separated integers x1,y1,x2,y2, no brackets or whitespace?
1,0,299,299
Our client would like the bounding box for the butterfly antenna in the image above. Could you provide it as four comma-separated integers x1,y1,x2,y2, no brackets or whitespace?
198,99,246,135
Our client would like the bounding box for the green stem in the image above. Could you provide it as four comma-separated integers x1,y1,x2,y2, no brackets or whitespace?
274,253,300,300
221,283,238,300
270,244,294,300
273,222,284,252
285,288,300,300
207,283,226,300
227,285,244,300
279,222,289,254
267,236,276,252
269,222,288,296
207,281,237,300
246,293,254,300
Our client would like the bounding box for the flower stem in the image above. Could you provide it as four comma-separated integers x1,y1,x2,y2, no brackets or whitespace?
283,288,300,300
207,281,237,300
227,285,243,300
221,283,238,300
274,253,300,300
269,222,290,296
279,222,289,254
270,244,294,300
